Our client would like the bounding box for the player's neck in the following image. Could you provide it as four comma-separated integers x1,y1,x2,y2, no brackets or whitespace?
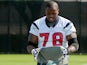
47,21,55,27
45,17,58,27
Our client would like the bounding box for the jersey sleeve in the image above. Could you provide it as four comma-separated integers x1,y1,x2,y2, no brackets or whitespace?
29,23,39,36
64,22,76,36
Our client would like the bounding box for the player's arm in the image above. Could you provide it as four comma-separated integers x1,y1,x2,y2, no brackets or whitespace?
27,33,38,53
66,32,79,53
27,22,39,53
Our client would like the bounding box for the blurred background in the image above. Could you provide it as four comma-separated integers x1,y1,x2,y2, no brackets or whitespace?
0,0,87,54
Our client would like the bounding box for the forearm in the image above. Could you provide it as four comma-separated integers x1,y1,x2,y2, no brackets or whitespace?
68,44,79,53
27,45,35,53
68,39,79,53
27,41,38,53
66,33,79,53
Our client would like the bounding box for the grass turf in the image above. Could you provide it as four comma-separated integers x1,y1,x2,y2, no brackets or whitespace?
0,54,87,65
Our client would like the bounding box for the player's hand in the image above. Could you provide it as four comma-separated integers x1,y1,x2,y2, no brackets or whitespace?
31,49,38,60
31,48,41,60
60,46,68,55
63,48,68,55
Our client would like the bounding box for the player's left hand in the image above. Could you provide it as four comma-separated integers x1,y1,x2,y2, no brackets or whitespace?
60,46,68,55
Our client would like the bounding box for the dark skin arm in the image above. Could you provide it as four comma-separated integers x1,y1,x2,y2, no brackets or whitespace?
66,32,79,53
27,33,38,53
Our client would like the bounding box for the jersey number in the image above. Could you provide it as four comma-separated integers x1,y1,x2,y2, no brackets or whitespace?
40,32,63,46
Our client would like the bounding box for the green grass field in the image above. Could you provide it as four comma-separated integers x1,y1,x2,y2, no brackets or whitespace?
0,54,87,65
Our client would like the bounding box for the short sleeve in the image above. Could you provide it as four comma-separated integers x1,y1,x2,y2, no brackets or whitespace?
29,23,39,36
64,22,76,36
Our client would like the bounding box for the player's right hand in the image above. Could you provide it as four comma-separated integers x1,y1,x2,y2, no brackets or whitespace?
31,48,41,60
31,49,38,60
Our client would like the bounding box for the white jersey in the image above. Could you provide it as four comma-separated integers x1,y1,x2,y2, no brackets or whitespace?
29,16,76,48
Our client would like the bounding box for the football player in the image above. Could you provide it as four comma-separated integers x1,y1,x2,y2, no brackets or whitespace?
27,1,79,65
